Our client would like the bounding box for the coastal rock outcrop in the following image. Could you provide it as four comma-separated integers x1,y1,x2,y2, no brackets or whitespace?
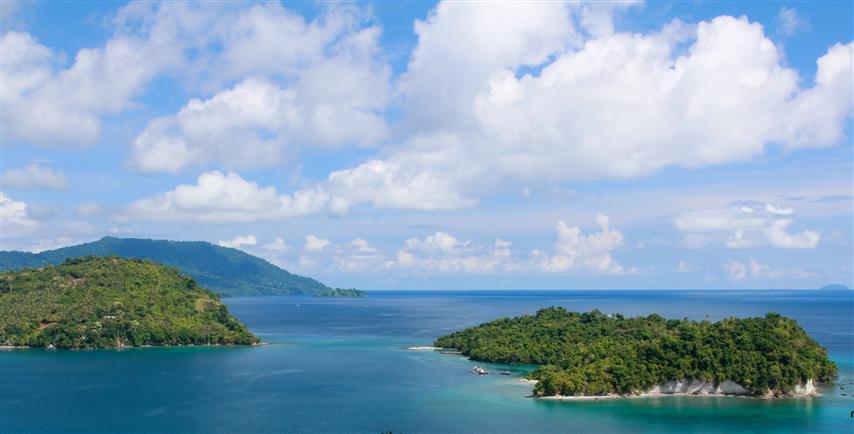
793,379,818,396
640,378,819,398
642,379,750,396
759,379,819,398
533,378,821,400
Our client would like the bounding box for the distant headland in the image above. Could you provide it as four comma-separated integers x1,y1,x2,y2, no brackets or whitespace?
819,284,850,291
0,237,365,297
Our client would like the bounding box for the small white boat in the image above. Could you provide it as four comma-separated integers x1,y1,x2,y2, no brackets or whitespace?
471,366,488,375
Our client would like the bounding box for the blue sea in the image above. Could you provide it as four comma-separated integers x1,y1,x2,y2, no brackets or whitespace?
1,290,852,434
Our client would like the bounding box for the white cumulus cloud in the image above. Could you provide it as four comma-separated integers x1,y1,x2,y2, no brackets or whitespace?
388,232,511,274
75,202,103,217
2,164,68,191
218,234,258,249
259,238,289,253
267,214,626,276
312,9,852,208
399,1,579,133
765,220,820,249
675,203,820,249
122,171,331,223
765,203,794,215
324,157,477,211
0,192,39,237
29,236,76,253
469,17,852,181
775,7,809,36
125,165,476,224
531,214,624,274
297,235,385,272
304,235,332,252
384,214,625,275
3,2,389,153
130,4,390,173
0,3,190,145
724,258,787,280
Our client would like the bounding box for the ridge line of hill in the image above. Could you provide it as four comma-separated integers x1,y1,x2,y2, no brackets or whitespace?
0,237,363,297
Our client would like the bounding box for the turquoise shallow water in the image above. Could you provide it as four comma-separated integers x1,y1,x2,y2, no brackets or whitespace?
1,290,852,433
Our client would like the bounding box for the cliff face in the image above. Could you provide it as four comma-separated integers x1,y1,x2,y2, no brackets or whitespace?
643,379,749,395
640,378,818,398
535,378,821,400
787,379,818,397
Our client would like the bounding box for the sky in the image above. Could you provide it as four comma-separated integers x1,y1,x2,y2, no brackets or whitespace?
1,0,852,290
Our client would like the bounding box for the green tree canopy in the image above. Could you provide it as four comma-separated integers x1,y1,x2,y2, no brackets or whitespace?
0,256,258,348
435,307,836,397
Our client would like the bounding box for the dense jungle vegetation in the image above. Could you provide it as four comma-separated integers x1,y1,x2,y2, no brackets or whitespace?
434,307,836,397
0,256,258,348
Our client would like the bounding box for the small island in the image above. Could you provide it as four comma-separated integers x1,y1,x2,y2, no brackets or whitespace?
819,284,850,291
0,256,258,349
317,287,367,297
434,307,836,399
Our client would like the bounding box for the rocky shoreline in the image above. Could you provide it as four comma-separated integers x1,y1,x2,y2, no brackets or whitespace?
527,378,821,400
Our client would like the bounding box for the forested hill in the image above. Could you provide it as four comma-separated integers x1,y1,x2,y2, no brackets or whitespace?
0,256,258,348
435,307,837,398
0,237,332,296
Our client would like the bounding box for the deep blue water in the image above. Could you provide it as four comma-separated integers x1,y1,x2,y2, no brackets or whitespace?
1,290,853,433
